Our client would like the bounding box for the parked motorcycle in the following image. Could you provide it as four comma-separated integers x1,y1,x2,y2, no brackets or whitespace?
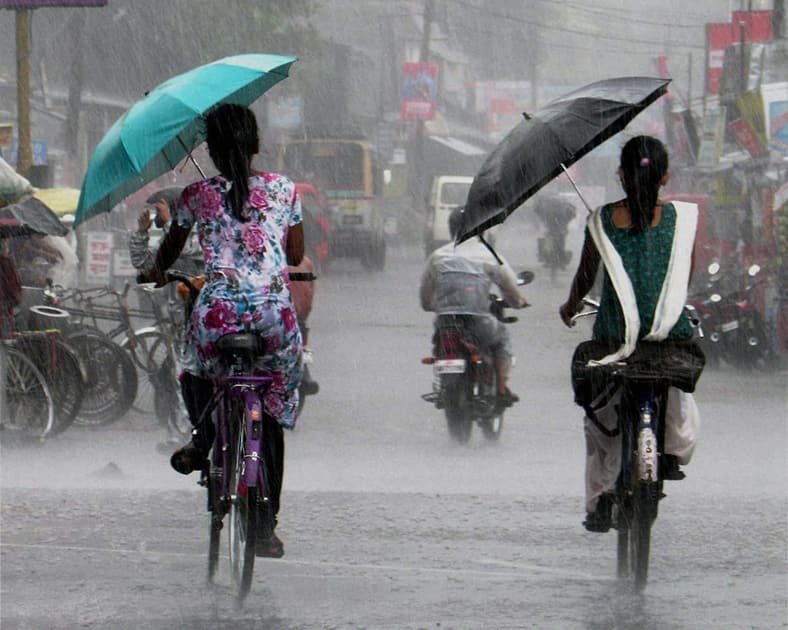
421,270,533,444
689,262,772,369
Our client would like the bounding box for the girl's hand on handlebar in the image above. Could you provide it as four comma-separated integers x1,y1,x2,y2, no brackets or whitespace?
559,302,577,327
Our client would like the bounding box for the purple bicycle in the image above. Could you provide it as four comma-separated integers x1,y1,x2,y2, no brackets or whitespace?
162,272,277,600
200,333,274,599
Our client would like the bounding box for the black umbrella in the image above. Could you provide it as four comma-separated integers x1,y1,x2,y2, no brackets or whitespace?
457,76,671,243
0,196,69,238
146,186,184,212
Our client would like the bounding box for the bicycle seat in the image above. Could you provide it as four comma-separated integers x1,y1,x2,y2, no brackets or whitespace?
216,333,265,361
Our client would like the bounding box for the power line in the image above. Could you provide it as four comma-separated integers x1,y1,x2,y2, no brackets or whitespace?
444,0,709,50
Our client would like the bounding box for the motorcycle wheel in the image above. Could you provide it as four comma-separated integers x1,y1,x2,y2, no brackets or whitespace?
480,412,504,441
443,377,472,444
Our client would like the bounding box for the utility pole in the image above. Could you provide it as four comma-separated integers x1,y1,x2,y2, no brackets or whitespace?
15,8,32,178
410,0,434,209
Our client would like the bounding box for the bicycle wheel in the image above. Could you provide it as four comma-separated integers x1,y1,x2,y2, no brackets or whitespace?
14,335,85,436
630,492,653,590
118,329,169,415
1,346,55,443
227,399,258,599
66,329,138,426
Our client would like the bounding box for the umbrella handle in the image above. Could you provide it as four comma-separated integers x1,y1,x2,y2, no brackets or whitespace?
560,163,593,214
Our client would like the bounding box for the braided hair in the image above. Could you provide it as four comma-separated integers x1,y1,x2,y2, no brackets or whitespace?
205,104,259,222
619,135,668,235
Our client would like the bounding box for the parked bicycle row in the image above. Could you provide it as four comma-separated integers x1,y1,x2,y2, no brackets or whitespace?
1,278,191,445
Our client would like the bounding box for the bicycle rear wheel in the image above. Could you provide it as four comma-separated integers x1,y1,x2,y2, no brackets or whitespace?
66,329,138,426
1,346,55,443
227,400,258,599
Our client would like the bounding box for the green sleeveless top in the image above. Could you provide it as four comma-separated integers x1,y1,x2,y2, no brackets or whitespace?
592,202,693,343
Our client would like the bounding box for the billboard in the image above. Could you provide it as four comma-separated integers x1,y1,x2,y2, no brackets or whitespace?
0,1,107,6
400,62,438,121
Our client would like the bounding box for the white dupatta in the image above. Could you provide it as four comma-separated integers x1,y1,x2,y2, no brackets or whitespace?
586,201,698,365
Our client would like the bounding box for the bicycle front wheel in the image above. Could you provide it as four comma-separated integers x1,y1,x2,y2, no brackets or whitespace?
227,400,258,599
119,329,169,416
1,346,55,443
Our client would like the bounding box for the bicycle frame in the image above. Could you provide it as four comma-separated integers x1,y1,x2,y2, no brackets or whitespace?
197,332,273,599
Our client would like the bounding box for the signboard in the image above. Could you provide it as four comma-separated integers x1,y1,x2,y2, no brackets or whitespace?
400,62,438,121
6,139,48,165
84,231,112,284
0,1,107,7
706,22,736,94
267,95,303,130
730,118,767,157
0,124,12,148
762,82,788,155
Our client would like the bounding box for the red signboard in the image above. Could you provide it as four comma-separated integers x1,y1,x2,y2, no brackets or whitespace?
706,22,736,94
0,1,107,7
731,10,774,41
400,62,438,121
730,118,768,158
706,10,774,95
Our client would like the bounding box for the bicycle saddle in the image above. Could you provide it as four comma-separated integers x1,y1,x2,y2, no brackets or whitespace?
216,333,265,360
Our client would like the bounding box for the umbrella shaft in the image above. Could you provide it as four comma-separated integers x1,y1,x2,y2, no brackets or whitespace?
561,163,592,214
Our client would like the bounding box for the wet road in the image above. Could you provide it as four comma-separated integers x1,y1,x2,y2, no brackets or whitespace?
2,237,786,629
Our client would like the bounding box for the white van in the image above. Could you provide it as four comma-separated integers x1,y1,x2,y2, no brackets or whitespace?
424,175,474,255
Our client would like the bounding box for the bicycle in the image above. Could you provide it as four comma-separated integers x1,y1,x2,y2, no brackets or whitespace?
137,270,195,441
0,340,55,444
10,329,84,436
572,299,704,590
27,285,138,427
168,277,278,600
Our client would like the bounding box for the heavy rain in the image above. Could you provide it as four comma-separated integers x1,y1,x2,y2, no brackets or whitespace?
0,1,786,628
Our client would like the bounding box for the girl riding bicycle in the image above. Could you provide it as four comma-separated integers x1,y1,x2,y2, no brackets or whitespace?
140,103,304,558
559,136,704,533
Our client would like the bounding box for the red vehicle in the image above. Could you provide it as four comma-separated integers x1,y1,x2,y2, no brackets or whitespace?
295,182,333,270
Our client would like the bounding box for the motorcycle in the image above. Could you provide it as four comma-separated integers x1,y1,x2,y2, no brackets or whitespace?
689,262,772,369
537,231,572,284
421,270,534,444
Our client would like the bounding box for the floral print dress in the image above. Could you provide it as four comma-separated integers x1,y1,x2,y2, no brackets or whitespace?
175,172,303,428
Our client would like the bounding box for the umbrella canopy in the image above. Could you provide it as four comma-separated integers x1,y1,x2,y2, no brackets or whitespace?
146,186,184,211
457,76,671,242
0,196,69,238
75,53,297,227
33,188,81,216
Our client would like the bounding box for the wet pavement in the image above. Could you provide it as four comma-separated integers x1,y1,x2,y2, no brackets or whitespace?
2,240,786,629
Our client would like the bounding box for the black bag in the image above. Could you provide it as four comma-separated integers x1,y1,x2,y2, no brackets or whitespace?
571,339,705,409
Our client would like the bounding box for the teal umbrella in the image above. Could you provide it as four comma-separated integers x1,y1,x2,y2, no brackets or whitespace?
74,53,297,226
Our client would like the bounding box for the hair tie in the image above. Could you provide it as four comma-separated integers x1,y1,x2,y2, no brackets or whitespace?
639,157,650,168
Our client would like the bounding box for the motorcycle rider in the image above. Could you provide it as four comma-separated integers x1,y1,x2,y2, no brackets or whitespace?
420,206,529,406
535,193,575,269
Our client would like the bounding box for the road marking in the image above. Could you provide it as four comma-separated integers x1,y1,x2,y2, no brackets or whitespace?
1,542,610,581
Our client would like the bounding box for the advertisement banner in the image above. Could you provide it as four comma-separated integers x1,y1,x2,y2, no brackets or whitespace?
0,1,107,7
762,82,788,155
706,22,735,94
84,231,112,284
400,62,438,121
730,118,768,157
731,10,774,42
